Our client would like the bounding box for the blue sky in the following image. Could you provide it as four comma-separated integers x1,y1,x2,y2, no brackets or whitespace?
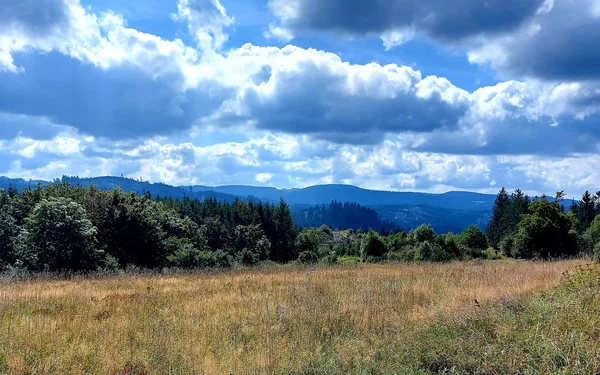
0,0,599,197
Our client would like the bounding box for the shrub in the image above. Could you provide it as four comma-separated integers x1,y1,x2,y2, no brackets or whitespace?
415,241,452,262
458,225,488,251
17,198,102,272
409,224,436,243
361,230,387,261
499,235,515,257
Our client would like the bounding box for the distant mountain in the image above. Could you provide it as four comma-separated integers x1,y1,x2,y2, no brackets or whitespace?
1,176,499,232
374,204,491,234
0,176,245,203
187,184,497,231
189,184,496,211
0,177,51,191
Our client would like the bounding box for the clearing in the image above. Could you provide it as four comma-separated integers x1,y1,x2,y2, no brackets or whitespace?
1,259,598,374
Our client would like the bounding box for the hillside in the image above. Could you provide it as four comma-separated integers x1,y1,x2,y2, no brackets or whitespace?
1,176,494,231
189,184,496,210
291,201,400,232
190,183,495,231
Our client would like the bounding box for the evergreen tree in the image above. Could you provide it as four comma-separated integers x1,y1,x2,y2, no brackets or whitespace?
270,198,297,262
486,187,510,248
577,191,596,227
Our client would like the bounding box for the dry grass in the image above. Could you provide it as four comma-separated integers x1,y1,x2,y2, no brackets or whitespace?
0,260,585,374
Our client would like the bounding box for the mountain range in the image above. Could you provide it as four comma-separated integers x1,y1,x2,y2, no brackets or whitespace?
0,176,495,233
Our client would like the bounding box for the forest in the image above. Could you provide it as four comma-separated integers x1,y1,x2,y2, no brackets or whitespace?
0,183,599,273
291,200,400,233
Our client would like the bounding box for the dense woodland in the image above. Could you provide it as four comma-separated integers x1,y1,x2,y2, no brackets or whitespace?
486,188,600,260
291,200,399,233
0,183,599,273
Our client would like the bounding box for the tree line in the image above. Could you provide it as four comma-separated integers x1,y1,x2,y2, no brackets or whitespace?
486,188,600,260
1,183,598,273
0,183,296,272
0,183,499,273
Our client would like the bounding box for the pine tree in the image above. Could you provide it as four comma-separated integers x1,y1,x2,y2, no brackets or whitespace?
577,191,596,227
270,198,297,262
487,187,510,248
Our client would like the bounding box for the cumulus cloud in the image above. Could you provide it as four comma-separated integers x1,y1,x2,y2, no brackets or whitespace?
467,0,600,81
0,0,233,139
0,0,599,196
267,0,546,45
255,173,273,183
173,0,233,51
218,46,470,144
267,0,600,84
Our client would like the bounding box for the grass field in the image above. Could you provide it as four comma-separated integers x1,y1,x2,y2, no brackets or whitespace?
1,259,598,374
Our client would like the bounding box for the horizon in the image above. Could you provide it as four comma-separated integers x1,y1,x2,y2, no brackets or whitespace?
0,174,581,200
0,0,598,198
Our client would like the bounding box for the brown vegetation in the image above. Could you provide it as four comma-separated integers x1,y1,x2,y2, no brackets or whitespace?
0,260,588,374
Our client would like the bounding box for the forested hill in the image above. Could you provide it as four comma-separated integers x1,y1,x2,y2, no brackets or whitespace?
60,176,244,203
292,201,400,233
189,184,496,210
0,176,496,232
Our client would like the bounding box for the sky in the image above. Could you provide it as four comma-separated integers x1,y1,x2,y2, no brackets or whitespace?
0,0,599,197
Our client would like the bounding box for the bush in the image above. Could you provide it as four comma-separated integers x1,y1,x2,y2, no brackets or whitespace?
361,230,387,261
298,249,319,264
409,224,436,243
168,244,232,269
458,225,488,251
585,215,600,253
511,200,577,259
17,198,103,272
415,241,452,262
499,235,515,257
386,249,415,262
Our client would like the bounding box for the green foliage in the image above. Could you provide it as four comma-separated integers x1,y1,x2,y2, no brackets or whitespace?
336,255,361,264
442,233,463,259
414,241,452,262
487,188,530,248
234,224,270,264
270,198,298,263
585,215,600,249
291,200,399,232
296,226,335,264
168,247,231,269
499,235,515,257
17,198,102,272
511,199,577,259
458,225,488,251
361,230,386,261
0,180,591,272
0,183,298,272
0,209,19,270
409,224,436,243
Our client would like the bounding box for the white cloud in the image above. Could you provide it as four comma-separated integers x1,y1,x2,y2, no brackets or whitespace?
264,24,294,41
0,0,599,197
173,0,233,52
255,173,273,183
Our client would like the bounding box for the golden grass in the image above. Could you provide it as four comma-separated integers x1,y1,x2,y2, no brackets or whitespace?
0,259,584,374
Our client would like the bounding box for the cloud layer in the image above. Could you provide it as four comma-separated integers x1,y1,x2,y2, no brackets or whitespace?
0,0,598,197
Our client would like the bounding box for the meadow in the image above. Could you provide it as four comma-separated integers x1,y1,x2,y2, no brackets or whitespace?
1,259,598,374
